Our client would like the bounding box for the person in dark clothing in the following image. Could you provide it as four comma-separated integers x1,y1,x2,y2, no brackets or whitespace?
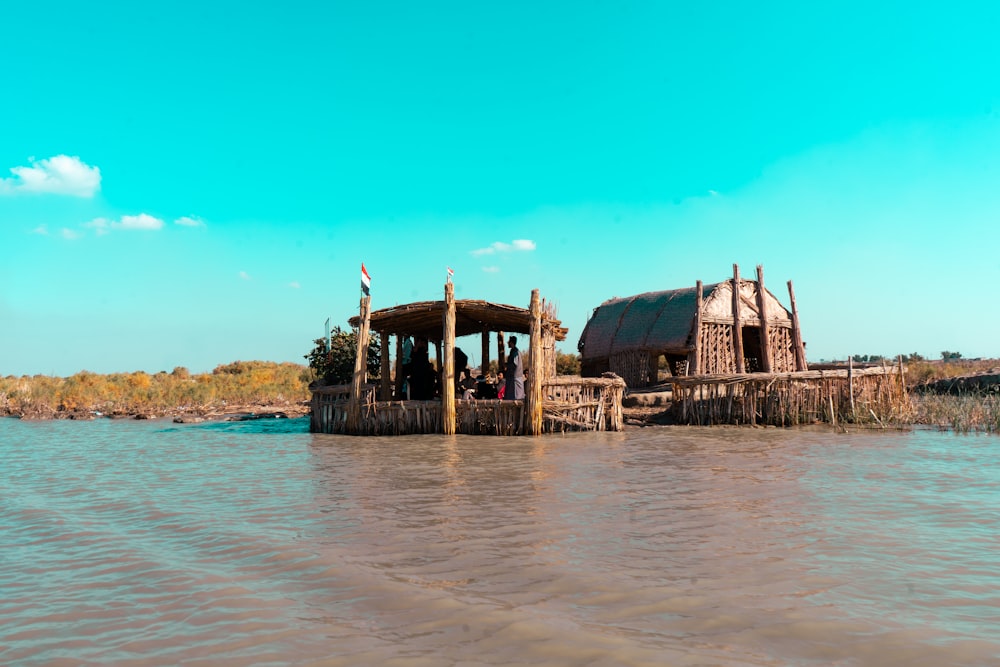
406,337,436,400
504,335,524,400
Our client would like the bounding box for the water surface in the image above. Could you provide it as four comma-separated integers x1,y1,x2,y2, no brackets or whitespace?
2,419,998,665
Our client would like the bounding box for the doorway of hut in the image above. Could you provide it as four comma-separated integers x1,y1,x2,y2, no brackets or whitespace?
741,326,763,372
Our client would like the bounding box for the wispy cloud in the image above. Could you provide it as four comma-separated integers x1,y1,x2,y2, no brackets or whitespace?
31,225,49,236
482,266,500,273
288,281,301,289
471,238,537,256
0,155,101,197
119,213,163,230
81,213,164,235
60,228,82,240
239,271,252,281
174,216,206,227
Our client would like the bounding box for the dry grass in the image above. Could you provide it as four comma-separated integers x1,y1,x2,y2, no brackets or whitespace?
0,361,313,420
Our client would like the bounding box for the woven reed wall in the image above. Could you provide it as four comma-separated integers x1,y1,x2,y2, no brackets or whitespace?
609,351,651,387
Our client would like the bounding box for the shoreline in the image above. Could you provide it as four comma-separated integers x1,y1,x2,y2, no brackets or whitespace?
2,401,311,423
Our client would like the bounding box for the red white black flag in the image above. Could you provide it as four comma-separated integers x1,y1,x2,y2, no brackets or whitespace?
361,263,371,296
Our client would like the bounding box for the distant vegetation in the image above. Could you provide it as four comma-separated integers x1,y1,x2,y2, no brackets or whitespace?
0,361,313,420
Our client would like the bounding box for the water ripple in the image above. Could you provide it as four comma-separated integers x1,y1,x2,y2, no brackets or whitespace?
1,419,998,665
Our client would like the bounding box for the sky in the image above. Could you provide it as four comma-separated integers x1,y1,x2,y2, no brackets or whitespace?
3,1,1000,377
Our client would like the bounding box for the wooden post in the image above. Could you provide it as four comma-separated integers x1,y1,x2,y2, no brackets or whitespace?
732,264,745,373
347,295,371,434
481,328,491,376
848,355,856,419
689,280,703,375
787,280,808,371
526,289,543,435
394,335,404,399
755,265,772,373
442,281,456,435
379,331,391,400
497,331,506,375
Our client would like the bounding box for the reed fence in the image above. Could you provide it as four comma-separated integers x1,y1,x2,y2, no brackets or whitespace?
671,366,910,427
310,376,626,435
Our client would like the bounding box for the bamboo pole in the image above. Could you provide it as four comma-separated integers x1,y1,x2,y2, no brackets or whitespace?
787,280,808,371
379,330,391,400
689,280,703,375
443,281,456,435
732,264,745,373
755,265,773,373
527,289,543,435
347,295,371,433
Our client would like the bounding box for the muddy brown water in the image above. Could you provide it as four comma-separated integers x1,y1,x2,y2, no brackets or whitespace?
2,418,998,665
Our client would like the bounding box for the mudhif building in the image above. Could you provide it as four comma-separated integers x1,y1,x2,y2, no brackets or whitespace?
579,264,910,426
310,281,626,435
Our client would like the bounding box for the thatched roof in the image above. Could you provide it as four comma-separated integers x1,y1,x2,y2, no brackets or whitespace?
578,281,793,360
349,299,567,342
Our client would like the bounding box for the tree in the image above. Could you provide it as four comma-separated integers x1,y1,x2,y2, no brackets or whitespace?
941,350,963,361
305,326,381,384
556,351,581,375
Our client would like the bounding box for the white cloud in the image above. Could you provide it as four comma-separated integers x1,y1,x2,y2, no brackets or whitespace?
117,213,163,230
471,238,537,256
289,281,301,289
79,214,162,235
60,228,82,240
239,271,252,280
482,266,500,273
31,225,49,236
0,155,101,197
174,216,205,227
82,218,110,236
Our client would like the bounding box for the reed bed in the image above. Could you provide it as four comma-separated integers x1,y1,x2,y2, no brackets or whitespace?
911,394,1000,433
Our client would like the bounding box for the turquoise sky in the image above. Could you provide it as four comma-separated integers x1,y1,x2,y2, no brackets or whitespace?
3,1,1000,376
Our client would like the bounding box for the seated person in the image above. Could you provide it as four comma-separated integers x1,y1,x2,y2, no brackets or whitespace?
477,373,498,399
460,368,477,400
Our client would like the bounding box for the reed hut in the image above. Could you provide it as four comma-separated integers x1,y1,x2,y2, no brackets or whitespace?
578,264,808,387
311,285,626,435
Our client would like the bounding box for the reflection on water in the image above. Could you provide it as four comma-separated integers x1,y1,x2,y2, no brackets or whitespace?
1,418,998,665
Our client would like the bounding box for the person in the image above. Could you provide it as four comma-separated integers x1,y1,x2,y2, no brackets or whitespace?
400,335,413,398
496,372,505,400
460,368,477,400
454,347,468,378
477,372,497,399
504,335,525,400
407,337,436,400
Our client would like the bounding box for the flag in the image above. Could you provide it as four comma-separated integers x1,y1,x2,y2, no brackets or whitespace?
447,266,454,282
361,263,371,295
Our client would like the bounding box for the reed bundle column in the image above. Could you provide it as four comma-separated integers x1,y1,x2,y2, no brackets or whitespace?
442,281,456,435
732,264,745,373
527,289,543,435
787,280,808,371
347,295,371,433
481,328,491,377
755,265,773,373
688,280,703,375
